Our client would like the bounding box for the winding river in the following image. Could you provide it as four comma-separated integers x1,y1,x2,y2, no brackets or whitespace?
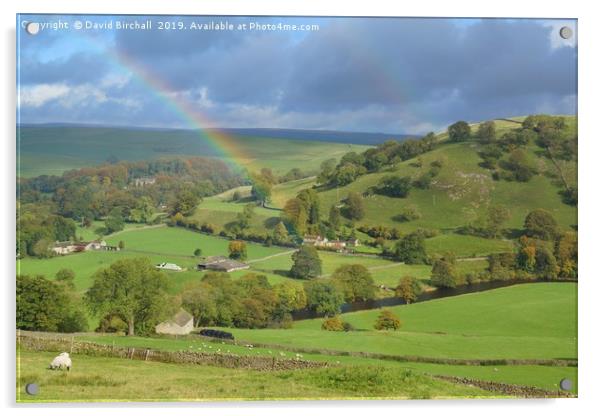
291,279,576,320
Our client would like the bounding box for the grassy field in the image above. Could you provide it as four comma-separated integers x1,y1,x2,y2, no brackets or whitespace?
18,126,369,177
49,332,576,394
18,225,432,292
226,283,577,361
17,350,494,402
18,282,577,399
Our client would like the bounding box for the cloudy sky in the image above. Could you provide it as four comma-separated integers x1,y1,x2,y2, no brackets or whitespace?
17,15,577,134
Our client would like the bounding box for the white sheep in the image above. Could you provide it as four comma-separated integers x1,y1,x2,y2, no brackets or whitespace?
49,352,72,371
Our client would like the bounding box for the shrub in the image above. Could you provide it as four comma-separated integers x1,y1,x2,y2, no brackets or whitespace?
374,309,401,331
321,315,345,331
396,206,421,222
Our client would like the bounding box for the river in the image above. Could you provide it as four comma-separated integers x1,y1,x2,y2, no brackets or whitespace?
291,279,576,320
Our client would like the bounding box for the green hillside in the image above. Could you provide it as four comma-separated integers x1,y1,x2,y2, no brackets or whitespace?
315,118,576,232
226,283,577,361
17,126,369,177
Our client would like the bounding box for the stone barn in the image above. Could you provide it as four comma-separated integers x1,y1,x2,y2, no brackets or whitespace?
155,308,194,335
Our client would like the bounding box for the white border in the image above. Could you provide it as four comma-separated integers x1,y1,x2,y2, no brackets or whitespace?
2,1,601,415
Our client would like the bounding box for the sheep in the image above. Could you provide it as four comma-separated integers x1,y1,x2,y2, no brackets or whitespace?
49,352,72,371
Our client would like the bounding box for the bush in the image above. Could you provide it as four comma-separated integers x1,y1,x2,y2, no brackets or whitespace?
96,314,128,334
396,206,421,222
374,309,401,331
321,315,345,331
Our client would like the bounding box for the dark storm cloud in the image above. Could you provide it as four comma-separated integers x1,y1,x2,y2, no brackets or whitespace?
112,16,294,103
19,16,577,132
278,18,576,125
19,52,112,86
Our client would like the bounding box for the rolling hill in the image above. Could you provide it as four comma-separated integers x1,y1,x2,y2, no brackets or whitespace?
16,125,371,177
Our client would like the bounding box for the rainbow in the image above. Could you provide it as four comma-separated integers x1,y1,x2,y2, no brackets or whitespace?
84,35,253,172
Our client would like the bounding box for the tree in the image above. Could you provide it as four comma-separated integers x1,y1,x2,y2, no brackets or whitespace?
17,275,69,332
304,280,344,316
524,209,558,240
374,309,401,330
180,281,217,327
331,264,376,302
328,205,342,231
448,121,471,142
283,198,307,235
535,246,559,280
118,240,125,250
290,245,322,279
395,276,422,304
555,231,577,279
170,190,199,216
321,315,345,331
297,189,321,226
392,232,428,264
55,268,75,289
273,221,289,244
376,176,412,198
194,248,203,257
344,192,365,220
228,240,248,261
505,149,534,182
273,281,307,315
236,203,256,230
85,257,171,336
318,158,337,184
251,179,272,206
476,121,496,143
485,205,511,238
129,196,155,223
104,207,125,234
431,257,457,288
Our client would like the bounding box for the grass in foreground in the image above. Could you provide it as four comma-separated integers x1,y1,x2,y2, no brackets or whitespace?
17,350,494,402
70,333,577,393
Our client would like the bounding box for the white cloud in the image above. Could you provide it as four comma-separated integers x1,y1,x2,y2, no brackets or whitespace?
19,82,141,111
19,83,69,107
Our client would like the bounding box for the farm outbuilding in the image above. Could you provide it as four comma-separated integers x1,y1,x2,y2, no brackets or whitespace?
155,308,194,335
155,262,183,271
196,256,250,273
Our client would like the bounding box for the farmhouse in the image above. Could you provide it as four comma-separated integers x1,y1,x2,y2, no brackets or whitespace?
303,235,360,251
133,176,156,187
155,308,194,335
155,262,183,271
197,256,250,273
303,235,328,247
51,240,119,255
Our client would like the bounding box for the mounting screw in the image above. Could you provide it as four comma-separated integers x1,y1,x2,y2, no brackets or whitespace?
559,378,572,391
25,22,40,35
559,26,573,40
25,383,39,395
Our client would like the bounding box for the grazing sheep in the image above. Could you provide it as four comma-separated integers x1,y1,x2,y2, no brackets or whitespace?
49,352,72,371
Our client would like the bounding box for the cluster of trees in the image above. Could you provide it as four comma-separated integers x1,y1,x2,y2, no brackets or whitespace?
181,273,306,329
321,308,402,332
317,133,438,187
370,161,442,199
457,205,511,239
17,270,88,333
387,232,429,264
473,115,576,197
431,209,577,288
17,205,77,257
18,157,245,258
282,189,322,236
